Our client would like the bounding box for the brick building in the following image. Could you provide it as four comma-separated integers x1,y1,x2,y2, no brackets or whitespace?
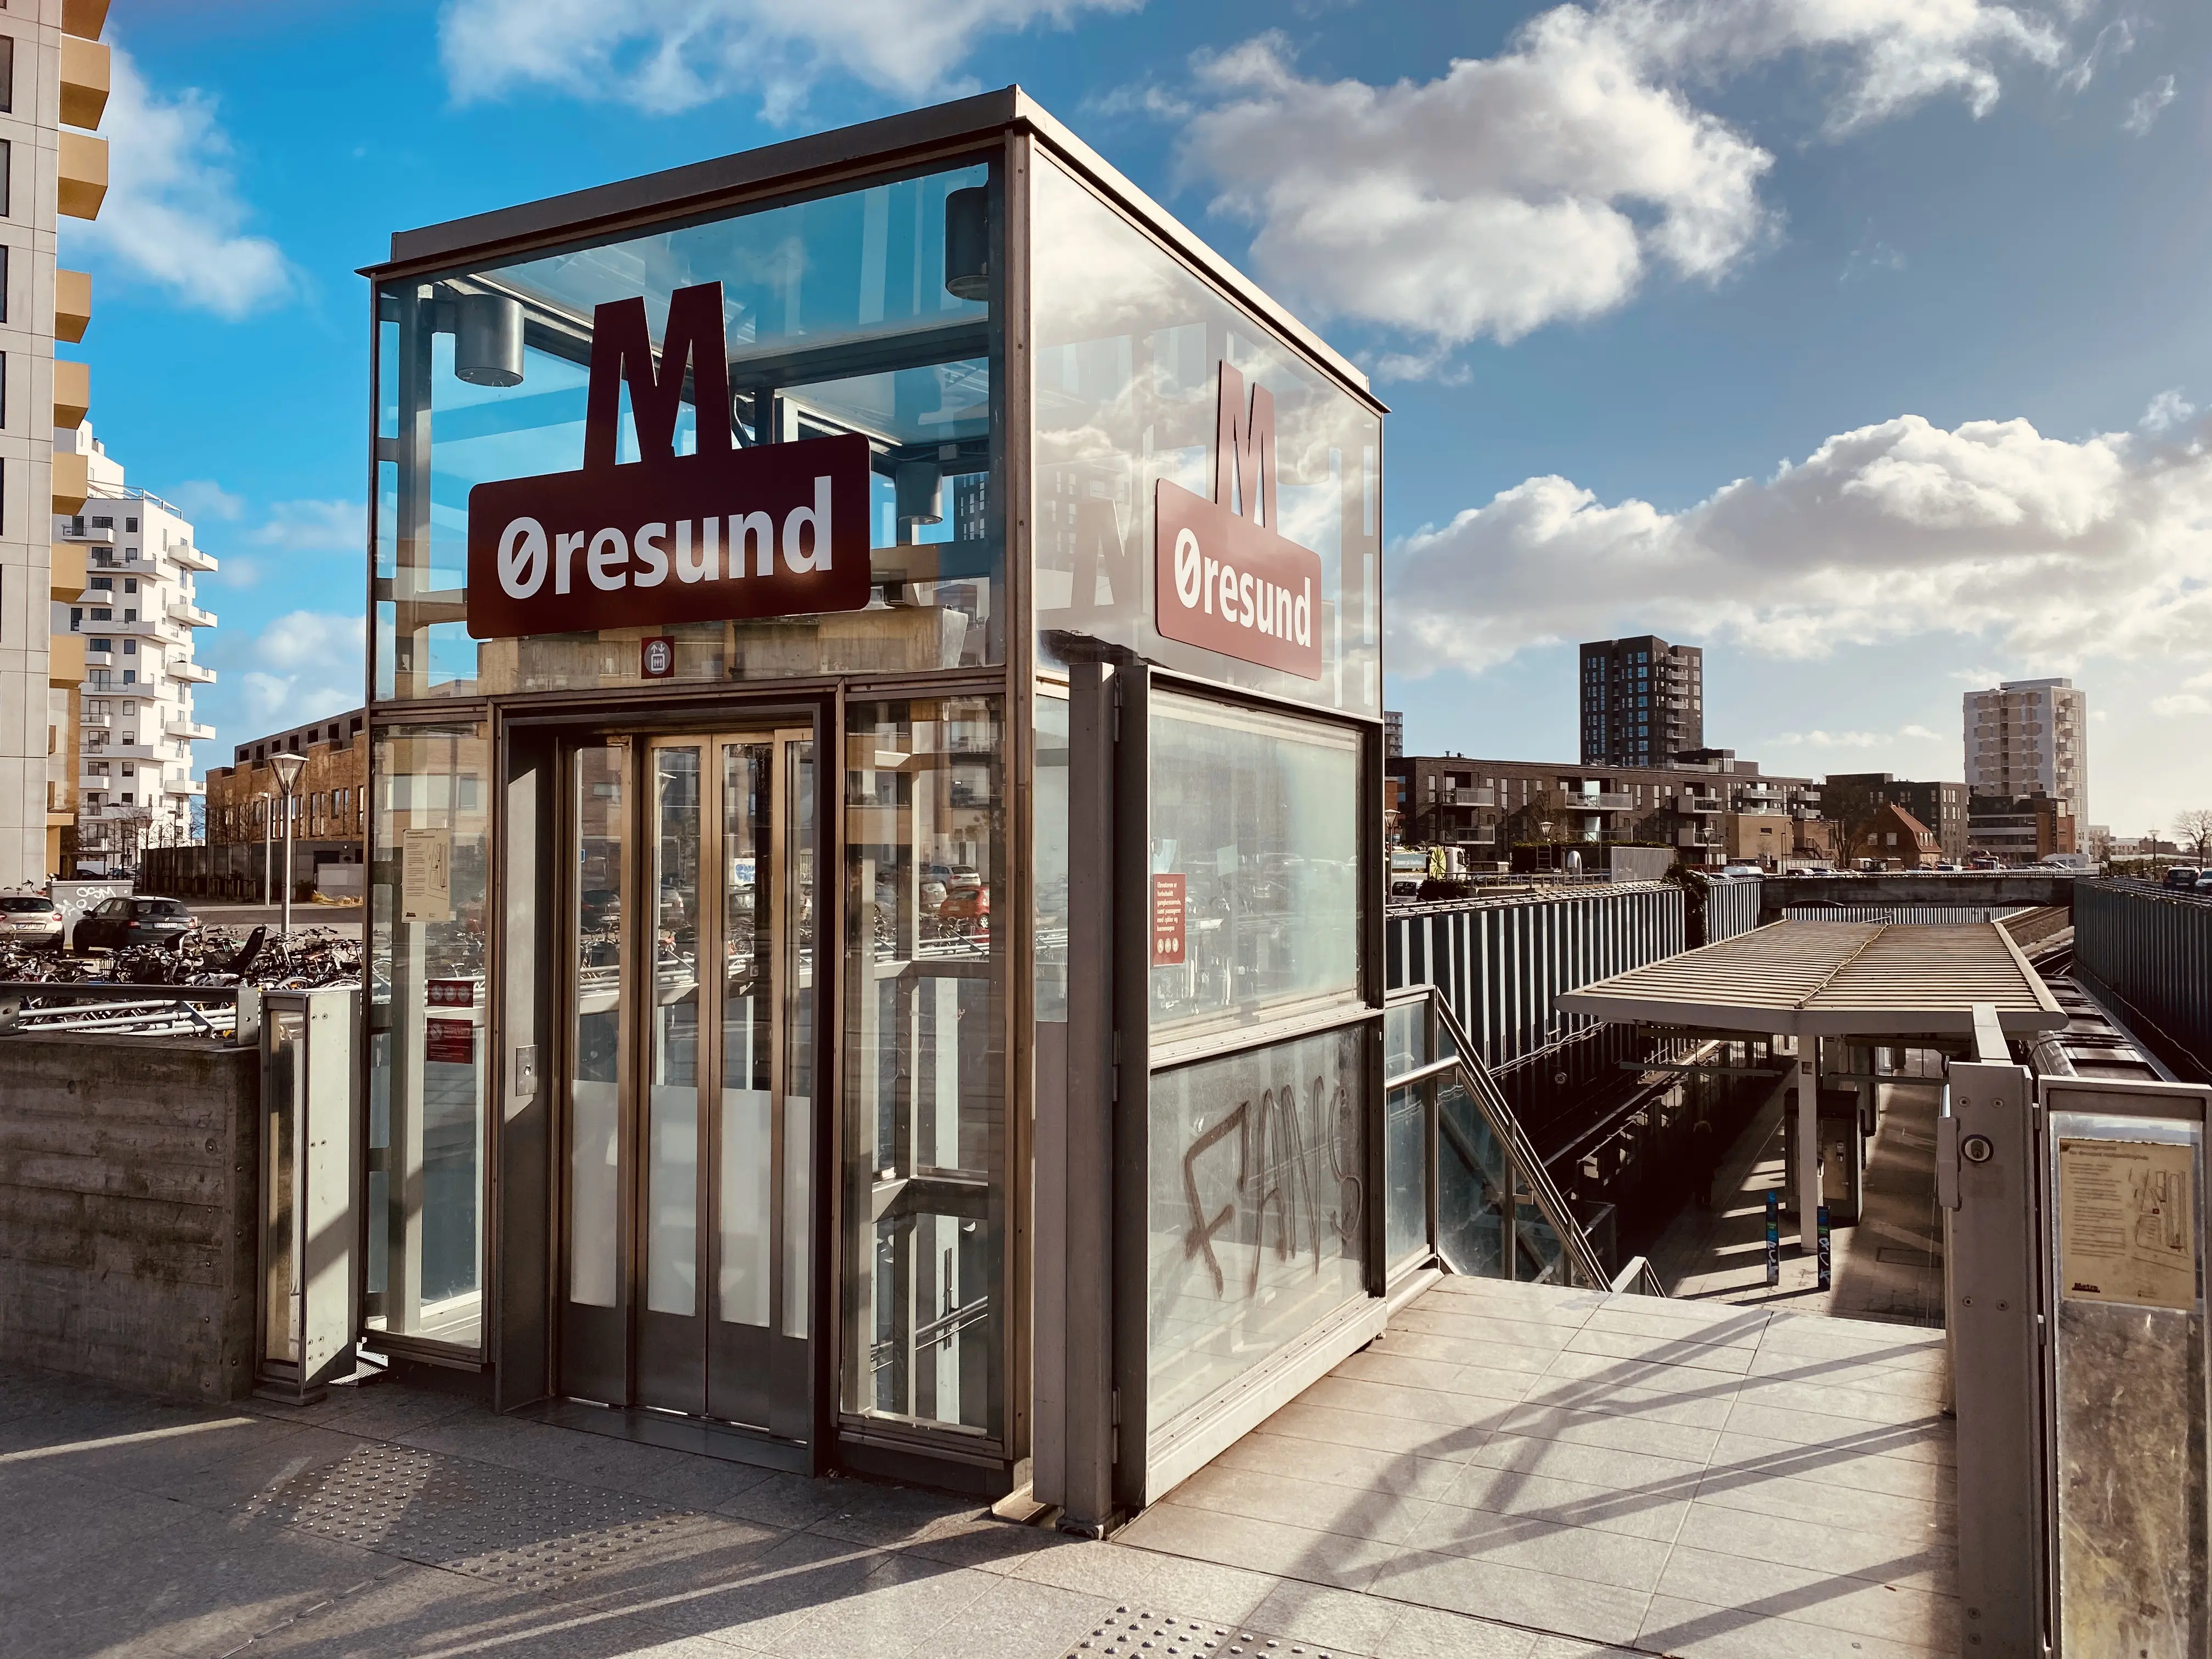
1967,794,2076,865
1578,635,1703,768
206,711,367,848
1822,772,1970,862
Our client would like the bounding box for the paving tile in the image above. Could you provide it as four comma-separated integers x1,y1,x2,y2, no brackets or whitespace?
545,1518,868,1648
1165,1463,1441,1547
1217,1423,1466,1499
1252,1401,1491,1464
1011,1538,1279,1625
1690,1464,1955,1540
936,1573,1121,1659
1579,1305,1767,1351
1463,1429,1707,1497
1494,1401,1721,1465
1392,1310,1584,1354
1514,1374,1735,1431
1373,1601,1537,1659
1369,1328,1552,1378
1522,1637,1647,1659
1638,1592,1946,1658
772,1550,998,1659
1333,1348,1470,1394
1372,1548,1651,1649
899,1511,1074,1575
1401,1505,1672,1592
1245,1577,1410,1655
1719,1401,1953,1466
1300,1375,1523,1435
1706,1430,1954,1503
1117,1502,1395,1593
0,1465,206,1581
1727,1375,1955,1429
1675,1499,1953,1592
141,1425,372,1512
1656,1544,1959,1650
1431,1461,1691,1543
710,1469,864,1531
1558,1325,1757,1376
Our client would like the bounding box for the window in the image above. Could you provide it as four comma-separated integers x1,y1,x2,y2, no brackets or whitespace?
123,578,136,593
125,517,137,532
122,639,136,654
69,607,81,629
0,139,10,217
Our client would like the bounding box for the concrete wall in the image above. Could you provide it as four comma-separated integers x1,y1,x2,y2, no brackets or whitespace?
0,1035,259,1400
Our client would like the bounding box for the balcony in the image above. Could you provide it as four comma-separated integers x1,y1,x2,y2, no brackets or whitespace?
59,522,116,546
165,718,216,742
171,661,217,684
1447,787,1494,808
58,131,109,221
165,542,217,573
166,598,217,628
54,452,90,514
83,647,114,669
1446,827,1496,845
60,33,110,129
50,544,86,599
1580,792,1635,811
54,359,89,429
48,634,84,686
163,776,205,797
55,269,91,345
63,0,109,43
1680,795,1723,814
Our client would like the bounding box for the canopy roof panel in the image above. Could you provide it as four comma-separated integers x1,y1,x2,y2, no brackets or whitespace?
1556,919,2065,1038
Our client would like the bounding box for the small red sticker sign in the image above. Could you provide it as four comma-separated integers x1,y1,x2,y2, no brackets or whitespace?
427,978,477,1008
1151,873,1187,967
425,1019,477,1065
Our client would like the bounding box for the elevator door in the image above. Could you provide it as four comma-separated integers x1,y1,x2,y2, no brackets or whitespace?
560,730,815,1442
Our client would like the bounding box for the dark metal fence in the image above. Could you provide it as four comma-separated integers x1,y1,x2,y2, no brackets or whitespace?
1385,881,1685,1071
2074,880,2212,1080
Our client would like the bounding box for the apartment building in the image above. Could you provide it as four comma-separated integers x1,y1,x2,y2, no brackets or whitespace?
1822,772,1971,863
0,0,108,884
1389,750,1820,865
1579,635,1703,768
1965,677,2086,820
1968,794,2077,864
1384,708,1403,760
53,422,218,867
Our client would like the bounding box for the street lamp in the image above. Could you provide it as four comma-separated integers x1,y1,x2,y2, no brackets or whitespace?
269,752,306,938
261,793,275,906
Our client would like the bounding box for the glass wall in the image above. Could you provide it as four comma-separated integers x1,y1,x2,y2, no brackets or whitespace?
1149,690,1361,1040
842,696,1007,1440
1148,1024,1369,1431
375,160,1003,703
1030,156,1381,717
367,720,491,1349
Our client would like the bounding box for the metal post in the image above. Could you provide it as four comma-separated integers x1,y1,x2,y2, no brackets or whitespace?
1765,1190,1779,1286
1796,1043,1821,1254
1942,1004,2044,1658
283,795,294,937
262,795,272,905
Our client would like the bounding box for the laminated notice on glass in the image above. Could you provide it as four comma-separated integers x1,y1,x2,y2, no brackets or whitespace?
2058,1137,2196,1310
400,827,452,923
1150,873,1186,967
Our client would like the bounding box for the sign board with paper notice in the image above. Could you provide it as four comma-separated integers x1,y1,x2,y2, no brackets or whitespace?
401,827,453,924
2058,1137,2198,1311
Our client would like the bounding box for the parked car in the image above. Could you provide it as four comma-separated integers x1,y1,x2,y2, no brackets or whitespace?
0,891,64,950
2194,872,2212,896
938,881,990,932
2163,867,2201,891
71,895,196,952
1719,863,1763,878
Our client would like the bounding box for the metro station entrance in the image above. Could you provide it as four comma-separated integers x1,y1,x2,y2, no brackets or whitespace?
557,726,817,1447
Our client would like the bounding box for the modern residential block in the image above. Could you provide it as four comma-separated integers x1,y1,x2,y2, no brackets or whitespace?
1579,634,1703,768
1964,677,2086,821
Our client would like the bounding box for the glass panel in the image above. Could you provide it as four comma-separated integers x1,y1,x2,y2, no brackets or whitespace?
842,697,1005,1436
262,1008,304,1364
1149,691,1359,1040
648,746,703,1316
569,744,624,1308
1514,1184,1566,1285
718,742,772,1328
374,162,1002,704
1149,1023,1369,1433
782,737,816,1341
1384,1082,1427,1268
1437,1075,1505,1278
2048,1107,2208,1655
1383,1002,1427,1080
366,721,490,1347
1034,692,1070,1024
1030,155,1380,716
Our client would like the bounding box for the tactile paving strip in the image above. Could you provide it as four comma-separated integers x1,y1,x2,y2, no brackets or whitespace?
1063,1606,1367,1659
244,1441,687,1590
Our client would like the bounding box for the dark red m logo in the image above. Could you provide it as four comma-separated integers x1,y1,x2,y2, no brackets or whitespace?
583,281,731,471
1215,362,1277,529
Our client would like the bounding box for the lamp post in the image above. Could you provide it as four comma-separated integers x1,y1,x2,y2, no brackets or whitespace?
269,753,306,938
261,794,274,906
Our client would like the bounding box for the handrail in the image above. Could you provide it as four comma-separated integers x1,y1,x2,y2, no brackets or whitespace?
1385,983,1655,1295
1610,1256,1664,1296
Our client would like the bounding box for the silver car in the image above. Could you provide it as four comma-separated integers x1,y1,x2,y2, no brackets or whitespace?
0,891,65,950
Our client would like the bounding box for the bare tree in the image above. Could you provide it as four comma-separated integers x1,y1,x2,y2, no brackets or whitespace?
2085,825,2115,867
1818,777,1885,868
2176,808,2212,864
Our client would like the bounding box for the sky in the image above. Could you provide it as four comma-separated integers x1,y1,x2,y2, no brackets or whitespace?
66,0,2212,836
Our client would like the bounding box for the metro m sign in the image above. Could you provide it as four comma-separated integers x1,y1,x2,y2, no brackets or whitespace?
465,281,872,639
1154,363,1323,680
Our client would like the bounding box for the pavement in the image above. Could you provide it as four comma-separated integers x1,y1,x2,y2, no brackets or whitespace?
189,903,363,942
0,1272,1954,1659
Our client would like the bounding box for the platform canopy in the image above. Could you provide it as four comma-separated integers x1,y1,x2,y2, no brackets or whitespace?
1556,919,2066,1039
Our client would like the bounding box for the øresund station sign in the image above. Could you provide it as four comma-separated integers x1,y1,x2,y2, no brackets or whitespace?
466,280,871,639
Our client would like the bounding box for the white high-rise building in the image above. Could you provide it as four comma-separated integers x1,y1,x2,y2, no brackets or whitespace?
50,420,217,865
1963,677,2086,819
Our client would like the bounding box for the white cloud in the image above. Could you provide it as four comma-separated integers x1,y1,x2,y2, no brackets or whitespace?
1390,399,2212,680
2122,74,2177,136
251,499,363,554
439,0,1139,120
171,479,244,522
61,48,291,318
2141,388,2194,432
2152,693,2211,717
1173,1,2063,356
1760,723,1946,750
225,613,364,736
2057,18,2134,96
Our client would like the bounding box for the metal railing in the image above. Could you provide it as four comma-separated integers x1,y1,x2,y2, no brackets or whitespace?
1384,983,1650,1293
0,981,263,1043
2074,879,2212,1080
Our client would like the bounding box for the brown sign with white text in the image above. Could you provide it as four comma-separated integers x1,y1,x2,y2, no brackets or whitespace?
1151,873,1187,967
466,281,873,639
1154,363,1324,680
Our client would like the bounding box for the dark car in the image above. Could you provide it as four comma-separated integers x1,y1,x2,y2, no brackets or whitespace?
72,895,196,952
579,888,622,931
2163,866,2200,891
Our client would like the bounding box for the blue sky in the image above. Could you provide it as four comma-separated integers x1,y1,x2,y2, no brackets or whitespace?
69,0,2212,833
